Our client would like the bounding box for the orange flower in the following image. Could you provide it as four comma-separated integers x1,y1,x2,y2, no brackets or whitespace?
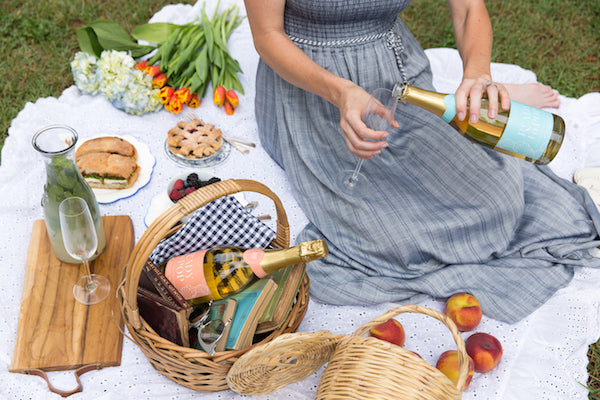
144,65,161,77
213,85,226,107
187,93,201,108
135,60,148,70
152,73,167,89
158,86,174,104
224,99,235,115
225,89,239,107
166,97,183,114
173,87,191,103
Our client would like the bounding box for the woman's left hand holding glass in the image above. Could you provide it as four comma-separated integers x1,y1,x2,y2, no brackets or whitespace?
337,83,399,159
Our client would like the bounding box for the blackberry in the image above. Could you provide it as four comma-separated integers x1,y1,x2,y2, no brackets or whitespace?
186,173,199,187
206,177,221,186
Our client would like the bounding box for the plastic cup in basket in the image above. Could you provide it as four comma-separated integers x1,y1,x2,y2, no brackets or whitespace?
227,304,469,400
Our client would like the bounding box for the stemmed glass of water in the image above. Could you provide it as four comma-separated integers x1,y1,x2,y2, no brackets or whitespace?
342,88,398,189
59,196,111,305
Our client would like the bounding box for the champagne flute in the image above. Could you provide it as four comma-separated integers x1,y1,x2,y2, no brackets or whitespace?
342,88,398,189
59,196,111,305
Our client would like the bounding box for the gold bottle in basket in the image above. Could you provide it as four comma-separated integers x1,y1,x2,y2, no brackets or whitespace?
165,240,328,305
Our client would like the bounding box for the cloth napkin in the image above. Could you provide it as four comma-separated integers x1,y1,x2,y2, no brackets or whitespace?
150,196,276,266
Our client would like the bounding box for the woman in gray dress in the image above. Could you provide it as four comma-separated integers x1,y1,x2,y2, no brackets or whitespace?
244,0,600,323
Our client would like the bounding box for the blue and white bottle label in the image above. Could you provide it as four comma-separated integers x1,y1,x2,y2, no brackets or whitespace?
442,94,457,123
442,95,553,160
495,101,554,160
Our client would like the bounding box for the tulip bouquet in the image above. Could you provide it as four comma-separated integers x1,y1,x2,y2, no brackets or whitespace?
73,1,244,115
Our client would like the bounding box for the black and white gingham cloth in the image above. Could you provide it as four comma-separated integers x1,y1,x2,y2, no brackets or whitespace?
150,196,276,266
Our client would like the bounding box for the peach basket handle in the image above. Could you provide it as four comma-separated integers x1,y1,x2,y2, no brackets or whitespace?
352,304,469,392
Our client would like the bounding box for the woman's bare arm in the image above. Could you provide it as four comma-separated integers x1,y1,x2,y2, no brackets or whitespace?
447,0,510,122
244,0,390,158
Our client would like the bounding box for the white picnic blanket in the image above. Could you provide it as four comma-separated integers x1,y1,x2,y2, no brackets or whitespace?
1,1,600,399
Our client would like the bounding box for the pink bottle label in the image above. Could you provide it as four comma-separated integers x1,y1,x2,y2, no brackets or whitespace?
164,249,211,300
243,248,267,278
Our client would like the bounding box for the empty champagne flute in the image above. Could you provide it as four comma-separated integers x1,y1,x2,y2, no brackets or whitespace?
341,88,398,189
59,196,111,305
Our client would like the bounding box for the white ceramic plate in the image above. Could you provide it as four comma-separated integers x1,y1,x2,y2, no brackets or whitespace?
75,134,155,204
144,171,246,227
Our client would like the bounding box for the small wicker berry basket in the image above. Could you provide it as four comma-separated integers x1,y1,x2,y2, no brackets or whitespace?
117,179,310,392
227,305,469,399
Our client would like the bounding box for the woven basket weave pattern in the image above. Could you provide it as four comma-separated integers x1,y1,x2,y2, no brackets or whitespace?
227,304,468,399
118,179,309,391
227,331,340,394
316,305,467,400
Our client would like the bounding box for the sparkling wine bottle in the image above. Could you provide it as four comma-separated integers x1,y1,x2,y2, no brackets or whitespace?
164,240,328,305
391,82,565,164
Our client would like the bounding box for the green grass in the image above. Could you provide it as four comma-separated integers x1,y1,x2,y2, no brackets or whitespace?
401,0,600,98
2,0,600,397
0,0,195,161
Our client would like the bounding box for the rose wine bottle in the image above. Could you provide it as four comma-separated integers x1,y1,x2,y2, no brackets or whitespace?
164,240,328,305
391,82,565,164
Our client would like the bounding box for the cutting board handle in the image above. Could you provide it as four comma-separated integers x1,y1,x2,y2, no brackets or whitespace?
26,364,102,398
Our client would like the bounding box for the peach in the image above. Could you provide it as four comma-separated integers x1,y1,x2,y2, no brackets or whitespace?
444,293,482,332
368,318,405,347
465,332,503,373
436,350,475,390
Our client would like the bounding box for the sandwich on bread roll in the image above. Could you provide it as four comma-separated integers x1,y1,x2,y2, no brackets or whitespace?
76,136,140,189
76,136,137,160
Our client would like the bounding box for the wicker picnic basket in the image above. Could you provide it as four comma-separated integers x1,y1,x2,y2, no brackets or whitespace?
227,305,468,399
117,179,310,392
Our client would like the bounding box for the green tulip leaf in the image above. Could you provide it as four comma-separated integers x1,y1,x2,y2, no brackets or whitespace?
132,22,179,44
195,47,209,82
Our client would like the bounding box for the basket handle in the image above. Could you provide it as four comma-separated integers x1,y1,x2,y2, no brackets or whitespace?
352,304,469,392
122,179,290,330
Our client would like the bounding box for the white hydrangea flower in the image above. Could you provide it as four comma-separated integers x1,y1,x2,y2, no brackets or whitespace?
116,85,161,115
70,52,100,94
70,50,162,115
98,50,135,71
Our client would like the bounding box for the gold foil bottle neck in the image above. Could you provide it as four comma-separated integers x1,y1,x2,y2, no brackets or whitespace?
299,239,329,261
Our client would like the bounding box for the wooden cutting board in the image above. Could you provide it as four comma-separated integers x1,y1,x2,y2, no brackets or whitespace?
10,215,134,373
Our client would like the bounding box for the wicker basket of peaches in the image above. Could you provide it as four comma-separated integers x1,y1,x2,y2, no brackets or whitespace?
227,294,503,399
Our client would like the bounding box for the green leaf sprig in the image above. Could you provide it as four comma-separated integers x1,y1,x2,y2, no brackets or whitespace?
75,20,155,58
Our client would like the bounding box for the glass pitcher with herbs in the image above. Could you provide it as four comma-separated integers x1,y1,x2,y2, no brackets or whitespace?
33,125,106,264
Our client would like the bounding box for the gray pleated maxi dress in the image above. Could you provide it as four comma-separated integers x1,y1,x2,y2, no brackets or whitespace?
253,0,600,323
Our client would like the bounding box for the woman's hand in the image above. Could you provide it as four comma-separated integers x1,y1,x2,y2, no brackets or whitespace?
455,76,511,123
337,83,400,159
